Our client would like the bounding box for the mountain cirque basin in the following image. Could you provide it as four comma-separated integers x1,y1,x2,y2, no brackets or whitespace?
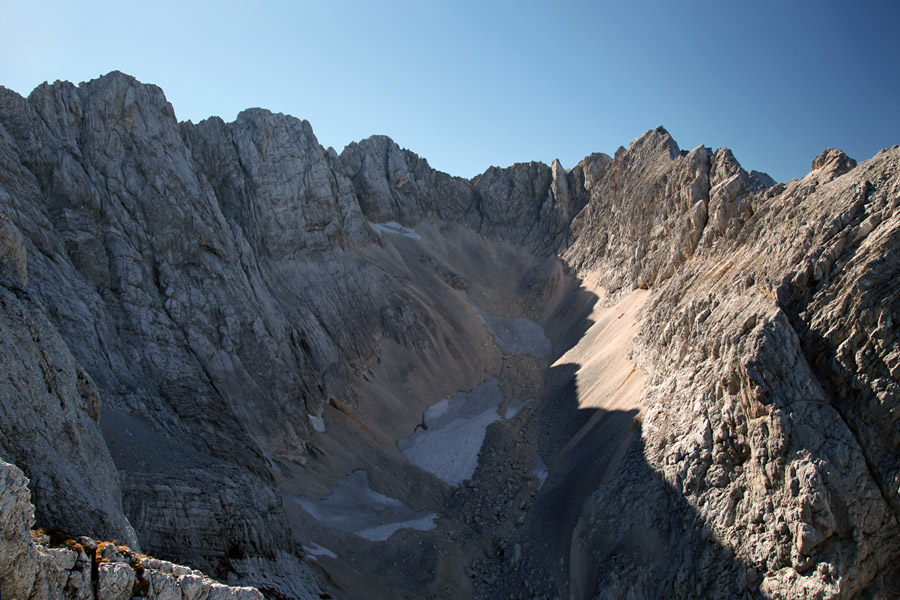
0,71,899,600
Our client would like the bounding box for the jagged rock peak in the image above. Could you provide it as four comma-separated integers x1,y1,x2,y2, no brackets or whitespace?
234,106,316,133
338,133,443,226
343,133,428,163
627,125,681,160
562,127,782,292
28,70,177,125
811,147,857,176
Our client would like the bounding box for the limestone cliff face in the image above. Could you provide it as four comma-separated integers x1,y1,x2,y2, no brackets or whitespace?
337,132,587,252
0,71,897,600
563,126,774,293
565,143,900,598
0,215,137,548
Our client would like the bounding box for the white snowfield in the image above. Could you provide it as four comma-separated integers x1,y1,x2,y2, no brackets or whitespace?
287,470,437,542
368,221,422,240
466,294,552,358
291,296,554,541
398,378,503,486
397,296,551,486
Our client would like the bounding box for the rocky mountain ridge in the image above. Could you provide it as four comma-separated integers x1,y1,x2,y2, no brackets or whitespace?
0,71,897,599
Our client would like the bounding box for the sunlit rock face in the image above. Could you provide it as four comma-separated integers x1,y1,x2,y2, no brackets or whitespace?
0,72,898,599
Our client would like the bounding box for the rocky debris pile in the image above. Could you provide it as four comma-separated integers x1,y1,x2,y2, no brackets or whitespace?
0,460,263,600
285,470,437,541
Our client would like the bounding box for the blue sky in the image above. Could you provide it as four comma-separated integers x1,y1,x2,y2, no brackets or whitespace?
1,0,898,182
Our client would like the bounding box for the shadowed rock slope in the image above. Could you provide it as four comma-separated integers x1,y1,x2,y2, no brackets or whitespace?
0,72,897,599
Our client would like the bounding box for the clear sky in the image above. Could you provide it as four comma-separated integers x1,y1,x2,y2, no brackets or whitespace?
1,0,898,182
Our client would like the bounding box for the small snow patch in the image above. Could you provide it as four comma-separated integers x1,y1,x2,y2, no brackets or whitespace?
530,455,549,489
368,221,422,240
286,471,436,542
504,397,533,420
356,514,438,541
308,415,326,433
303,542,337,560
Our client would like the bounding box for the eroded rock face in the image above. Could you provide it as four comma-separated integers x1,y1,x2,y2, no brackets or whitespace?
0,216,136,547
563,127,774,293
567,142,900,598
0,72,576,594
0,71,898,599
337,131,590,253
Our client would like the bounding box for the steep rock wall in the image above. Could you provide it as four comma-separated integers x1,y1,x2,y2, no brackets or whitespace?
0,214,136,547
0,72,584,593
567,144,900,598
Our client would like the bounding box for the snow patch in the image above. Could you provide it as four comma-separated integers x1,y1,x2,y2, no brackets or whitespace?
286,471,437,542
399,378,503,486
308,415,326,433
302,542,337,560
368,221,422,240
504,397,533,420
356,514,439,541
466,294,552,358
530,455,549,489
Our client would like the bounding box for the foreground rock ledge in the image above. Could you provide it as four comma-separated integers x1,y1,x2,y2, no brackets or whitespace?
0,460,264,600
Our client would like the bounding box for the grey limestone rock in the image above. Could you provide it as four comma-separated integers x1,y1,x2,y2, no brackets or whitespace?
0,245,136,546
336,133,588,253
97,562,133,600
811,147,858,177
575,144,900,598
338,134,438,226
563,127,777,294
0,212,27,285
